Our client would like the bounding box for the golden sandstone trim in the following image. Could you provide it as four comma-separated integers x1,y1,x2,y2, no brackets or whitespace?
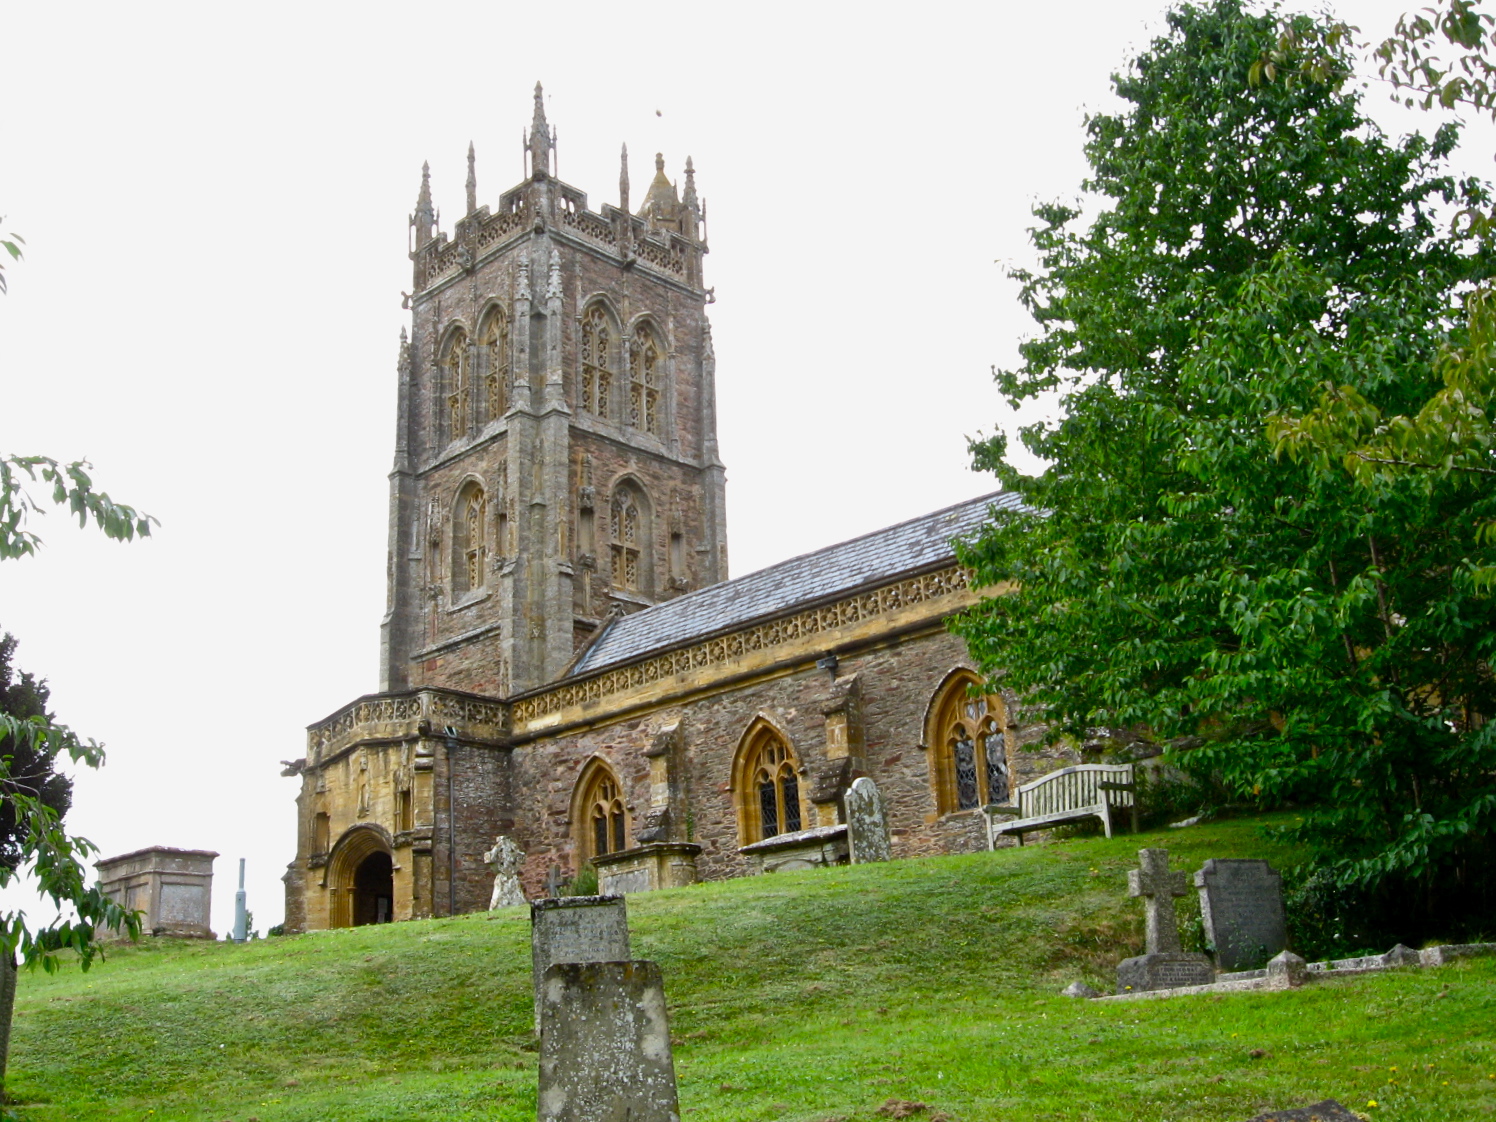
309,691,507,759
512,565,972,724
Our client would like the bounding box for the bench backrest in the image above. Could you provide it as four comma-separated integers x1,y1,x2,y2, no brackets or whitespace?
1015,763,1134,819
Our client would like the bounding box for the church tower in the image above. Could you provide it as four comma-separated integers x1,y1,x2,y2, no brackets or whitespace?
381,85,728,696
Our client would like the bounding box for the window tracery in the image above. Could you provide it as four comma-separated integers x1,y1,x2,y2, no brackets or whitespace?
735,724,803,844
628,323,661,435
610,486,642,591
443,329,471,442
479,309,509,423
580,305,613,418
928,673,1010,815
452,483,487,596
576,763,628,861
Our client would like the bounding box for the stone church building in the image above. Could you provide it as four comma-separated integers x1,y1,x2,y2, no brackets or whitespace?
280,87,1074,931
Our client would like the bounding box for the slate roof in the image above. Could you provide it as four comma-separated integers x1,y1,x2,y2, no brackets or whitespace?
569,490,1019,676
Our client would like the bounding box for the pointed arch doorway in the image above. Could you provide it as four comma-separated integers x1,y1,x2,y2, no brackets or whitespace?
327,825,396,928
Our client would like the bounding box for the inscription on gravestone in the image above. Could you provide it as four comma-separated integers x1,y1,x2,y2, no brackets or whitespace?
1116,848,1214,993
844,777,892,864
530,895,630,1030
537,960,680,1122
1195,858,1286,971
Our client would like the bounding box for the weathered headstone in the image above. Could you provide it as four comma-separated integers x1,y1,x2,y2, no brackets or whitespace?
483,835,527,909
1243,1100,1359,1122
530,895,630,1029
1060,980,1101,999
1116,848,1214,993
844,777,892,863
1265,950,1307,990
537,960,680,1122
1194,858,1286,970
94,846,217,939
232,857,249,943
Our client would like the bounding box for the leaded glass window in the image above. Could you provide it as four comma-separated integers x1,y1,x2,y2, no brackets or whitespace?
929,675,1012,816
580,767,627,860
738,726,802,843
952,732,980,810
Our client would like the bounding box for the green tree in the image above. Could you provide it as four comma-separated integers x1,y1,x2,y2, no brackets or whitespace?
0,634,74,872
955,0,1495,945
0,227,152,1094
1269,1,1496,589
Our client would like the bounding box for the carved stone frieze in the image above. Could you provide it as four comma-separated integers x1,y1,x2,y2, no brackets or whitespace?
512,565,972,724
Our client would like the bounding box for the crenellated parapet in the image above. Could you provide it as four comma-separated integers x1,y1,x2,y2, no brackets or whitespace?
410,177,704,296
408,85,707,299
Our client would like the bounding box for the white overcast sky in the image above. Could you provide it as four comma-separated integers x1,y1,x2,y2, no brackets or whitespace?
0,0,1483,933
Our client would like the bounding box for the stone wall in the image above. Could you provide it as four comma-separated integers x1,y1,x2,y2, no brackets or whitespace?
503,625,1076,894
387,168,725,699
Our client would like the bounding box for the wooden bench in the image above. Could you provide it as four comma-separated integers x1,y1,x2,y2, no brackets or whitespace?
985,763,1137,847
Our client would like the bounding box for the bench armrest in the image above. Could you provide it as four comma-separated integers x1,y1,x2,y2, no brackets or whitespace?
984,804,1023,818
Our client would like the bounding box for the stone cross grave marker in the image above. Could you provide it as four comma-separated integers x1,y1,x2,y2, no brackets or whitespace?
544,864,564,898
844,776,892,863
537,960,680,1122
530,895,631,1031
1116,847,1214,993
1130,847,1187,953
1194,858,1286,971
483,835,527,909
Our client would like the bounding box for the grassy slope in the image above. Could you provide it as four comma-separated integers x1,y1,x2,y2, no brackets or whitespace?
8,815,1494,1122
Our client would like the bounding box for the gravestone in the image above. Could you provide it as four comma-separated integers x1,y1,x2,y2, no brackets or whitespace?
1060,980,1101,999
844,777,892,863
483,835,527,909
530,895,630,1029
1194,858,1286,970
231,857,249,944
1244,1101,1359,1122
1265,950,1307,990
537,960,680,1122
95,846,217,939
1116,848,1214,993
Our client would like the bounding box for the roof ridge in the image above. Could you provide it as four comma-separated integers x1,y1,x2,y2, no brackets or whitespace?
652,489,1006,614
564,490,1011,678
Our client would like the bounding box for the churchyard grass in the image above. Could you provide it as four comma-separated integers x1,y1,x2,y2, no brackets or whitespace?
7,814,1493,1121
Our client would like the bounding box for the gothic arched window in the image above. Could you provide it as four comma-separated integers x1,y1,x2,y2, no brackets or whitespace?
576,761,628,861
479,308,509,424
927,672,1010,815
442,328,471,443
452,483,486,596
628,322,662,435
734,722,804,844
609,483,649,593
580,305,613,418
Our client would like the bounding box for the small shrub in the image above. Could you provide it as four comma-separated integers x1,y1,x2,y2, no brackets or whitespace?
565,862,598,897
1133,766,1230,831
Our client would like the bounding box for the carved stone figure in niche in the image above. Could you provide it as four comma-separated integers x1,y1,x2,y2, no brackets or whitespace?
483,835,527,908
